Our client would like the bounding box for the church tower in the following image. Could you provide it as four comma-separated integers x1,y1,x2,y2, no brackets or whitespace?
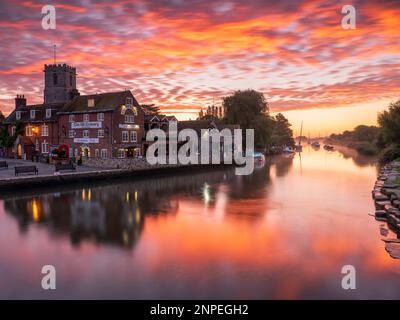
43,63,79,104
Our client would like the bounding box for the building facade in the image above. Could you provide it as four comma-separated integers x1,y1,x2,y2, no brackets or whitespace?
58,91,145,159
3,63,146,160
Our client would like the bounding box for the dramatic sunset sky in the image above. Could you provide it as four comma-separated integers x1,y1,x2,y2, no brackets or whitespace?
0,0,399,135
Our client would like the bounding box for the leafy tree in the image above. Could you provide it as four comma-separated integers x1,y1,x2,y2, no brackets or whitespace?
223,90,271,149
378,100,400,146
0,121,22,148
223,90,268,129
0,111,4,123
271,113,295,147
141,104,160,115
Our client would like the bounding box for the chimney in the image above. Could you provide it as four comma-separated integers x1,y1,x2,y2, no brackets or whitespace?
15,95,27,109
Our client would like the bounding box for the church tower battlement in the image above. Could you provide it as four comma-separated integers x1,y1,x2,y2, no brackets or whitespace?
43,63,79,104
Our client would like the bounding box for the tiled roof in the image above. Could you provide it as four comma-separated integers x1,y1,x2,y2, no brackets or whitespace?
4,103,63,124
59,90,139,113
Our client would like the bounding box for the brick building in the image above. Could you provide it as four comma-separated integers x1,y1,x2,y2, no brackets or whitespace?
58,91,144,159
3,63,145,160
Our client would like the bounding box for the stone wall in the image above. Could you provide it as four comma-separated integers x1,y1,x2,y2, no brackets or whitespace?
84,157,181,170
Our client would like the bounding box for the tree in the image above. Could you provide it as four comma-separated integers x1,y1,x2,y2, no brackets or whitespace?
271,113,295,147
0,121,22,148
222,90,291,150
378,100,400,146
223,90,268,129
0,111,4,123
141,104,160,115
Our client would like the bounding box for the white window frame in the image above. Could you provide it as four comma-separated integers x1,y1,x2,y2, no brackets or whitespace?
11,126,16,136
26,125,33,137
69,114,75,122
122,131,129,143
83,130,89,138
35,139,39,151
97,113,104,121
126,97,133,107
41,140,49,154
125,115,134,123
30,110,35,119
16,111,21,120
69,130,75,138
41,124,49,137
83,114,89,122
100,149,107,159
130,131,137,142
98,129,104,138
46,109,51,118
117,149,126,159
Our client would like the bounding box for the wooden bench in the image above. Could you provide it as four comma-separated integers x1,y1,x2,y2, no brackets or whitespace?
15,165,38,176
0,161,8,169
55,163,76,172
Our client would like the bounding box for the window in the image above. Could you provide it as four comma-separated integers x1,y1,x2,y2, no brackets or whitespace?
130,131,137,142
11,126,16,136
83,114,89,122
95,149,99,158
46,109,51,118
70,75,73,86
117,149,126,159
100,149,107,159
35,139,39,151
122,131,129,143
126,97,133,107
30,110,35,119
69,114,75,122
26,125,33,137
16,111,21,120
125,115,135,123
41,140,49,154
98,129,104,138
41,124,49,137
53,73,58,85
88,99,95,107
69,130,75,138
97,113,104,121
74,148,79,157
83,130,89,138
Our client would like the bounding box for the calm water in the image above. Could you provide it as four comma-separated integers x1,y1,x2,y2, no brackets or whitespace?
1,146,400,299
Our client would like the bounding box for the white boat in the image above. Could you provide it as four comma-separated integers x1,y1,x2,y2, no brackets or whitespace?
283,146,295,153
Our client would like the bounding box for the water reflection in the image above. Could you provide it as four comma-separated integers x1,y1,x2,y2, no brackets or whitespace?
1,148,400,299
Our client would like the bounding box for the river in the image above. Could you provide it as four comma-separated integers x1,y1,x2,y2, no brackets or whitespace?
1,146,399,299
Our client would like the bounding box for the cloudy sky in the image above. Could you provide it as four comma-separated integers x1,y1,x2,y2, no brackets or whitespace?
0,0,399,135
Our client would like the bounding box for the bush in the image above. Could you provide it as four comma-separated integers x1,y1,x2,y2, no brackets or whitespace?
355,142,378,156
379,144,400,163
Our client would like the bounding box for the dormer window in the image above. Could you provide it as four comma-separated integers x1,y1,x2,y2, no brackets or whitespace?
16,111,21,120
88,98,95,107
46,109,51,118
126,97,133,107
30,110,35,119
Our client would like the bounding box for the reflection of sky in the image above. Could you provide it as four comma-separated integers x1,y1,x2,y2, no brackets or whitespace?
0,148,399,298
0,1,399,134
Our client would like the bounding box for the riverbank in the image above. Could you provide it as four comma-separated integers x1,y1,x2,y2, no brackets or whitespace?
372,160,400,258
0,158,233,192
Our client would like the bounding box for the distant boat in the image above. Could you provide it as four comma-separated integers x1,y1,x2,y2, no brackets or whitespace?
324,144,334,151
283,146,295,153
296,121,304,152
311,141,321,148
252,151,266,163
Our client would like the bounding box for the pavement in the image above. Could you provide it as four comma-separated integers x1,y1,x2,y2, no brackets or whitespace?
0,158,98,179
